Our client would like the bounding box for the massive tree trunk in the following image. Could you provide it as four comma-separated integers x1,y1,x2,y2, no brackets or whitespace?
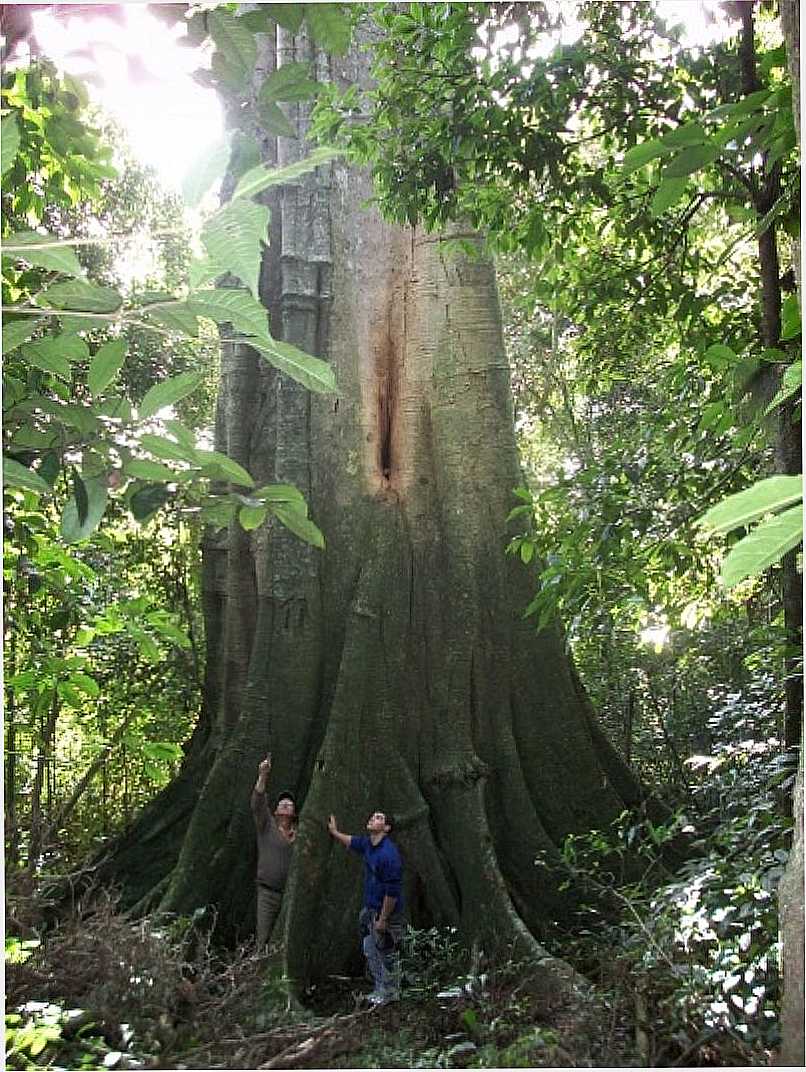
102,15,648,986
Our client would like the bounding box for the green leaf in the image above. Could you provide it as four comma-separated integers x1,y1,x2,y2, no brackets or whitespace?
201,498,238,529
304,3,352,55
703,343,737,368
208,10,257,90
259,62,319,103
194,449,255,487
144,300,201,338
650,177,687,216
138,433,198,465
139,370,207,419
124,459,180,482
128,625,162,662
3,231,86,277
781,293,801,341
163,419,197,450
201,199,270,299
60,475,108,542
188,256,221,291
621,139,669,175
272,502,325,547
21,333,89,380
250,336,337,394
254,483,307,506
721,504,803,588
182,136,231,208
2,456,51,494
765,361,802,415
36,280,122,313
239,503,268,530
257,98,298,139
2,318,45,354
699,475,803,534
1,114,20,176
231,146,341,201
733,88,772,116
188,288,271,339
141,739,184,762
659,122,707,148
73,469,89,524
88,339,127,395
66,671,100,697
663,143,721,178
252,4,304,32
129,483,172,522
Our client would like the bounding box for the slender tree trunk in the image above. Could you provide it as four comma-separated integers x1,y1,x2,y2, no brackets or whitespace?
101,14,652,986
776,3,804,1064
28,690,60,874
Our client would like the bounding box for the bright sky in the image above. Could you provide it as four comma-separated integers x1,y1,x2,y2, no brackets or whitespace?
26,1,734,194
31,2,224,194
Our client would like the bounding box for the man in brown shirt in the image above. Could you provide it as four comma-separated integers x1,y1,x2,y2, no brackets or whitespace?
251,754,297,948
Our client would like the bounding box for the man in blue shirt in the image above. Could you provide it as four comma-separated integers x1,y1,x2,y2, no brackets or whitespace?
328,809,405,1005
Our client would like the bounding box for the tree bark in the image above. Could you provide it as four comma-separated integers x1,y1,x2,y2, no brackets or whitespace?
100,14,649,987
776,3,804,1064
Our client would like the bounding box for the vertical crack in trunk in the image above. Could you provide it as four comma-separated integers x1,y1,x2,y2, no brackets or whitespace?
377,312,399,486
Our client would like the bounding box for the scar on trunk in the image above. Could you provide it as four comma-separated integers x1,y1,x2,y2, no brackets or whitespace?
375,321,399,487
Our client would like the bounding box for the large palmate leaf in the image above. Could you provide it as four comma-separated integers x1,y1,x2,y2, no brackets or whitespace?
188,288,271,338
231,147,341,201
60,474,108,542
88,339,127,395
259,62,319,104
201,199,270,299
3,231,85,277
182,136,231,208
699,475,803,534
209,9,257,90
144,300,201,337
721,505,803,588
257,99,298,139
249,336,337,394
240,4,304,33
138,370,207,419
1,114,20,176
36,279,122,313
2,456,51,494
304,3,352,55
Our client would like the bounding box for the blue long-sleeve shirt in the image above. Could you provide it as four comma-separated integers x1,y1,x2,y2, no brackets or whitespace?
349,834,404,913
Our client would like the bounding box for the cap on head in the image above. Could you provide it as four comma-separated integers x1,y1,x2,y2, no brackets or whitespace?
275,791,296,810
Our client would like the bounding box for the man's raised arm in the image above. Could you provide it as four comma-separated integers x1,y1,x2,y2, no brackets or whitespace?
328,814,352,848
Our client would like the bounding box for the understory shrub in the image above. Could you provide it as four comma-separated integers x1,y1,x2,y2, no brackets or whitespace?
544,674,789,1065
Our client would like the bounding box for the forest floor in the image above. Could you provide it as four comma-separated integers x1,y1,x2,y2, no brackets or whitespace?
5,888,771,1069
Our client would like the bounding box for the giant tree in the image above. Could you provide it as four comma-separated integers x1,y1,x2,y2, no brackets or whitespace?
99,4,654,986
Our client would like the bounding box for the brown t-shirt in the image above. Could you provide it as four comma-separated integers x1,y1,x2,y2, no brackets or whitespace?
251,790,295,890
